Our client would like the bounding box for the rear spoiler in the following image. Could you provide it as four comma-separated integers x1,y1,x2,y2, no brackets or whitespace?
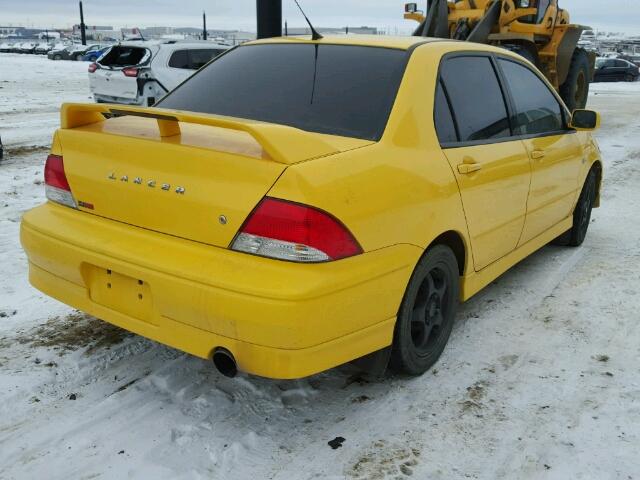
60,103,339,165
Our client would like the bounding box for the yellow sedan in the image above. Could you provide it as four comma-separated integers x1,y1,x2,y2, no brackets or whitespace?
20,35,602,379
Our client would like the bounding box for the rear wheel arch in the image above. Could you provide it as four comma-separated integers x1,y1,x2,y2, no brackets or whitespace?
427,230,467,276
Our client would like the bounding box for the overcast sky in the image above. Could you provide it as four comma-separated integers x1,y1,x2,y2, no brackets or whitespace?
1,0,638,34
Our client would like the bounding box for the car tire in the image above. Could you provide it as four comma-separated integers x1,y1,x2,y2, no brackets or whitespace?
625,74,635,82
74,53,83,61
390,245,459,376
560,48,590,111
554,168,598,247
53,54,62,60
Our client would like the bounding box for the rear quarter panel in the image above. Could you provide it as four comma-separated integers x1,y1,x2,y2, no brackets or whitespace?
268,44,473,274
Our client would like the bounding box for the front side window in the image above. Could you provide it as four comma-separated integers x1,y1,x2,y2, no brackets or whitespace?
157,44,407,141
498,58,565,136
439,56,511,142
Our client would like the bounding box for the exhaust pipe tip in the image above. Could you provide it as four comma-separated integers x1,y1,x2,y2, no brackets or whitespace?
212,348,238,378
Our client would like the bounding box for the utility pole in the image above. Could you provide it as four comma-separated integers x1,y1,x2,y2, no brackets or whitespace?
79,1,86,45
284,20,288,36
203,11,207,40
256,0,282,39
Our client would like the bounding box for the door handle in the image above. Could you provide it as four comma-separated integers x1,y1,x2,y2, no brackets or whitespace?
458,162,482,175
531,150,546,160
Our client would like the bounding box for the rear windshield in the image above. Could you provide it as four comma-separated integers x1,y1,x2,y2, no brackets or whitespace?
156,44,408,141
99,46,149,67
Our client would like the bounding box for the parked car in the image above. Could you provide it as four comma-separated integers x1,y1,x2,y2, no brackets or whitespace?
89,41,228,106
73,44,107,61
34,42,54,55
82,46,109,62
48,43,101,61
0,42,14,53
17,42,37,54
22,37,603,380
593,58,640,82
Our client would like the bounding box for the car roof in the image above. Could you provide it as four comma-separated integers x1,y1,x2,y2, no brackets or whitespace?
245,35,532,62
246,34,441,50
158,42,230,50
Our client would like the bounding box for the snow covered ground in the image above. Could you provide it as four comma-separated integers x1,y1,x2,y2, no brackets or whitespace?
1,53,639,480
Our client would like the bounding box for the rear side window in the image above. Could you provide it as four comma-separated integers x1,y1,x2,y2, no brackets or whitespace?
434,81,457,144
498,59,564,136
168,50,190,69
440,56,511,142
169,49,221,70
189,49,221,69
99,46,149,67
157,44,407,141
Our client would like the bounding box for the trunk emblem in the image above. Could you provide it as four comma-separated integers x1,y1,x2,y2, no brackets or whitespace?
106,173,185,194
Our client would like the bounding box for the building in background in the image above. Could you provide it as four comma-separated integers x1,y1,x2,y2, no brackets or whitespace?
285,26,378,36
72,24,117,41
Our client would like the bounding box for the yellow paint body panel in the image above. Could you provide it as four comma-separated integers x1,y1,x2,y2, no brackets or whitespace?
21,39,602,379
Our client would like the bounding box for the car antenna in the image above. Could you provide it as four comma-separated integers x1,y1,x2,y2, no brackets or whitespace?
293,0,323,40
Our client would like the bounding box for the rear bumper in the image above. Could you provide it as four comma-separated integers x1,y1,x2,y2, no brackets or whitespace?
21,203,421,379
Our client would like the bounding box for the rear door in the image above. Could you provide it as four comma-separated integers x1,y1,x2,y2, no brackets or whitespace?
496,57,583,246
438,55,532,271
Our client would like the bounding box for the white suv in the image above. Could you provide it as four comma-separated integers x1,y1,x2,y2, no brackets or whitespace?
88,41,229,106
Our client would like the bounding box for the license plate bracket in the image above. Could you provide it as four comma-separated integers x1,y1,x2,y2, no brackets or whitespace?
86,265,155,325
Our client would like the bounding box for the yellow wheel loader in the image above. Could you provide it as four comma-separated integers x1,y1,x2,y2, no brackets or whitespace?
405,0,594,110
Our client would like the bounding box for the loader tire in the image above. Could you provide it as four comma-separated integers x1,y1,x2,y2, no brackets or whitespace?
561,48,590,111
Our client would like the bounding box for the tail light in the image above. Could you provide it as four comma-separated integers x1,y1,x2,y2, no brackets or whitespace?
122,67,138,77
88,62,98,73
231,198,362,263
44,155,77,209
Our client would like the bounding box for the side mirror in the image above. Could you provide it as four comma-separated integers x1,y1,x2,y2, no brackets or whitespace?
405,2,418,13
570,109,600,131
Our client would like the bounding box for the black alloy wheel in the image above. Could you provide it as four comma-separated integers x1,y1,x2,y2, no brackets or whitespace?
390,245,459,376
554,169,598,247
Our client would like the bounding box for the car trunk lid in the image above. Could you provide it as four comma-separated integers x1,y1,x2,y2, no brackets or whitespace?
55,103,371,248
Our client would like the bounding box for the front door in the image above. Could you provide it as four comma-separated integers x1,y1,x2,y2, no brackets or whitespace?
496,58,584,245
436,55,531,271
